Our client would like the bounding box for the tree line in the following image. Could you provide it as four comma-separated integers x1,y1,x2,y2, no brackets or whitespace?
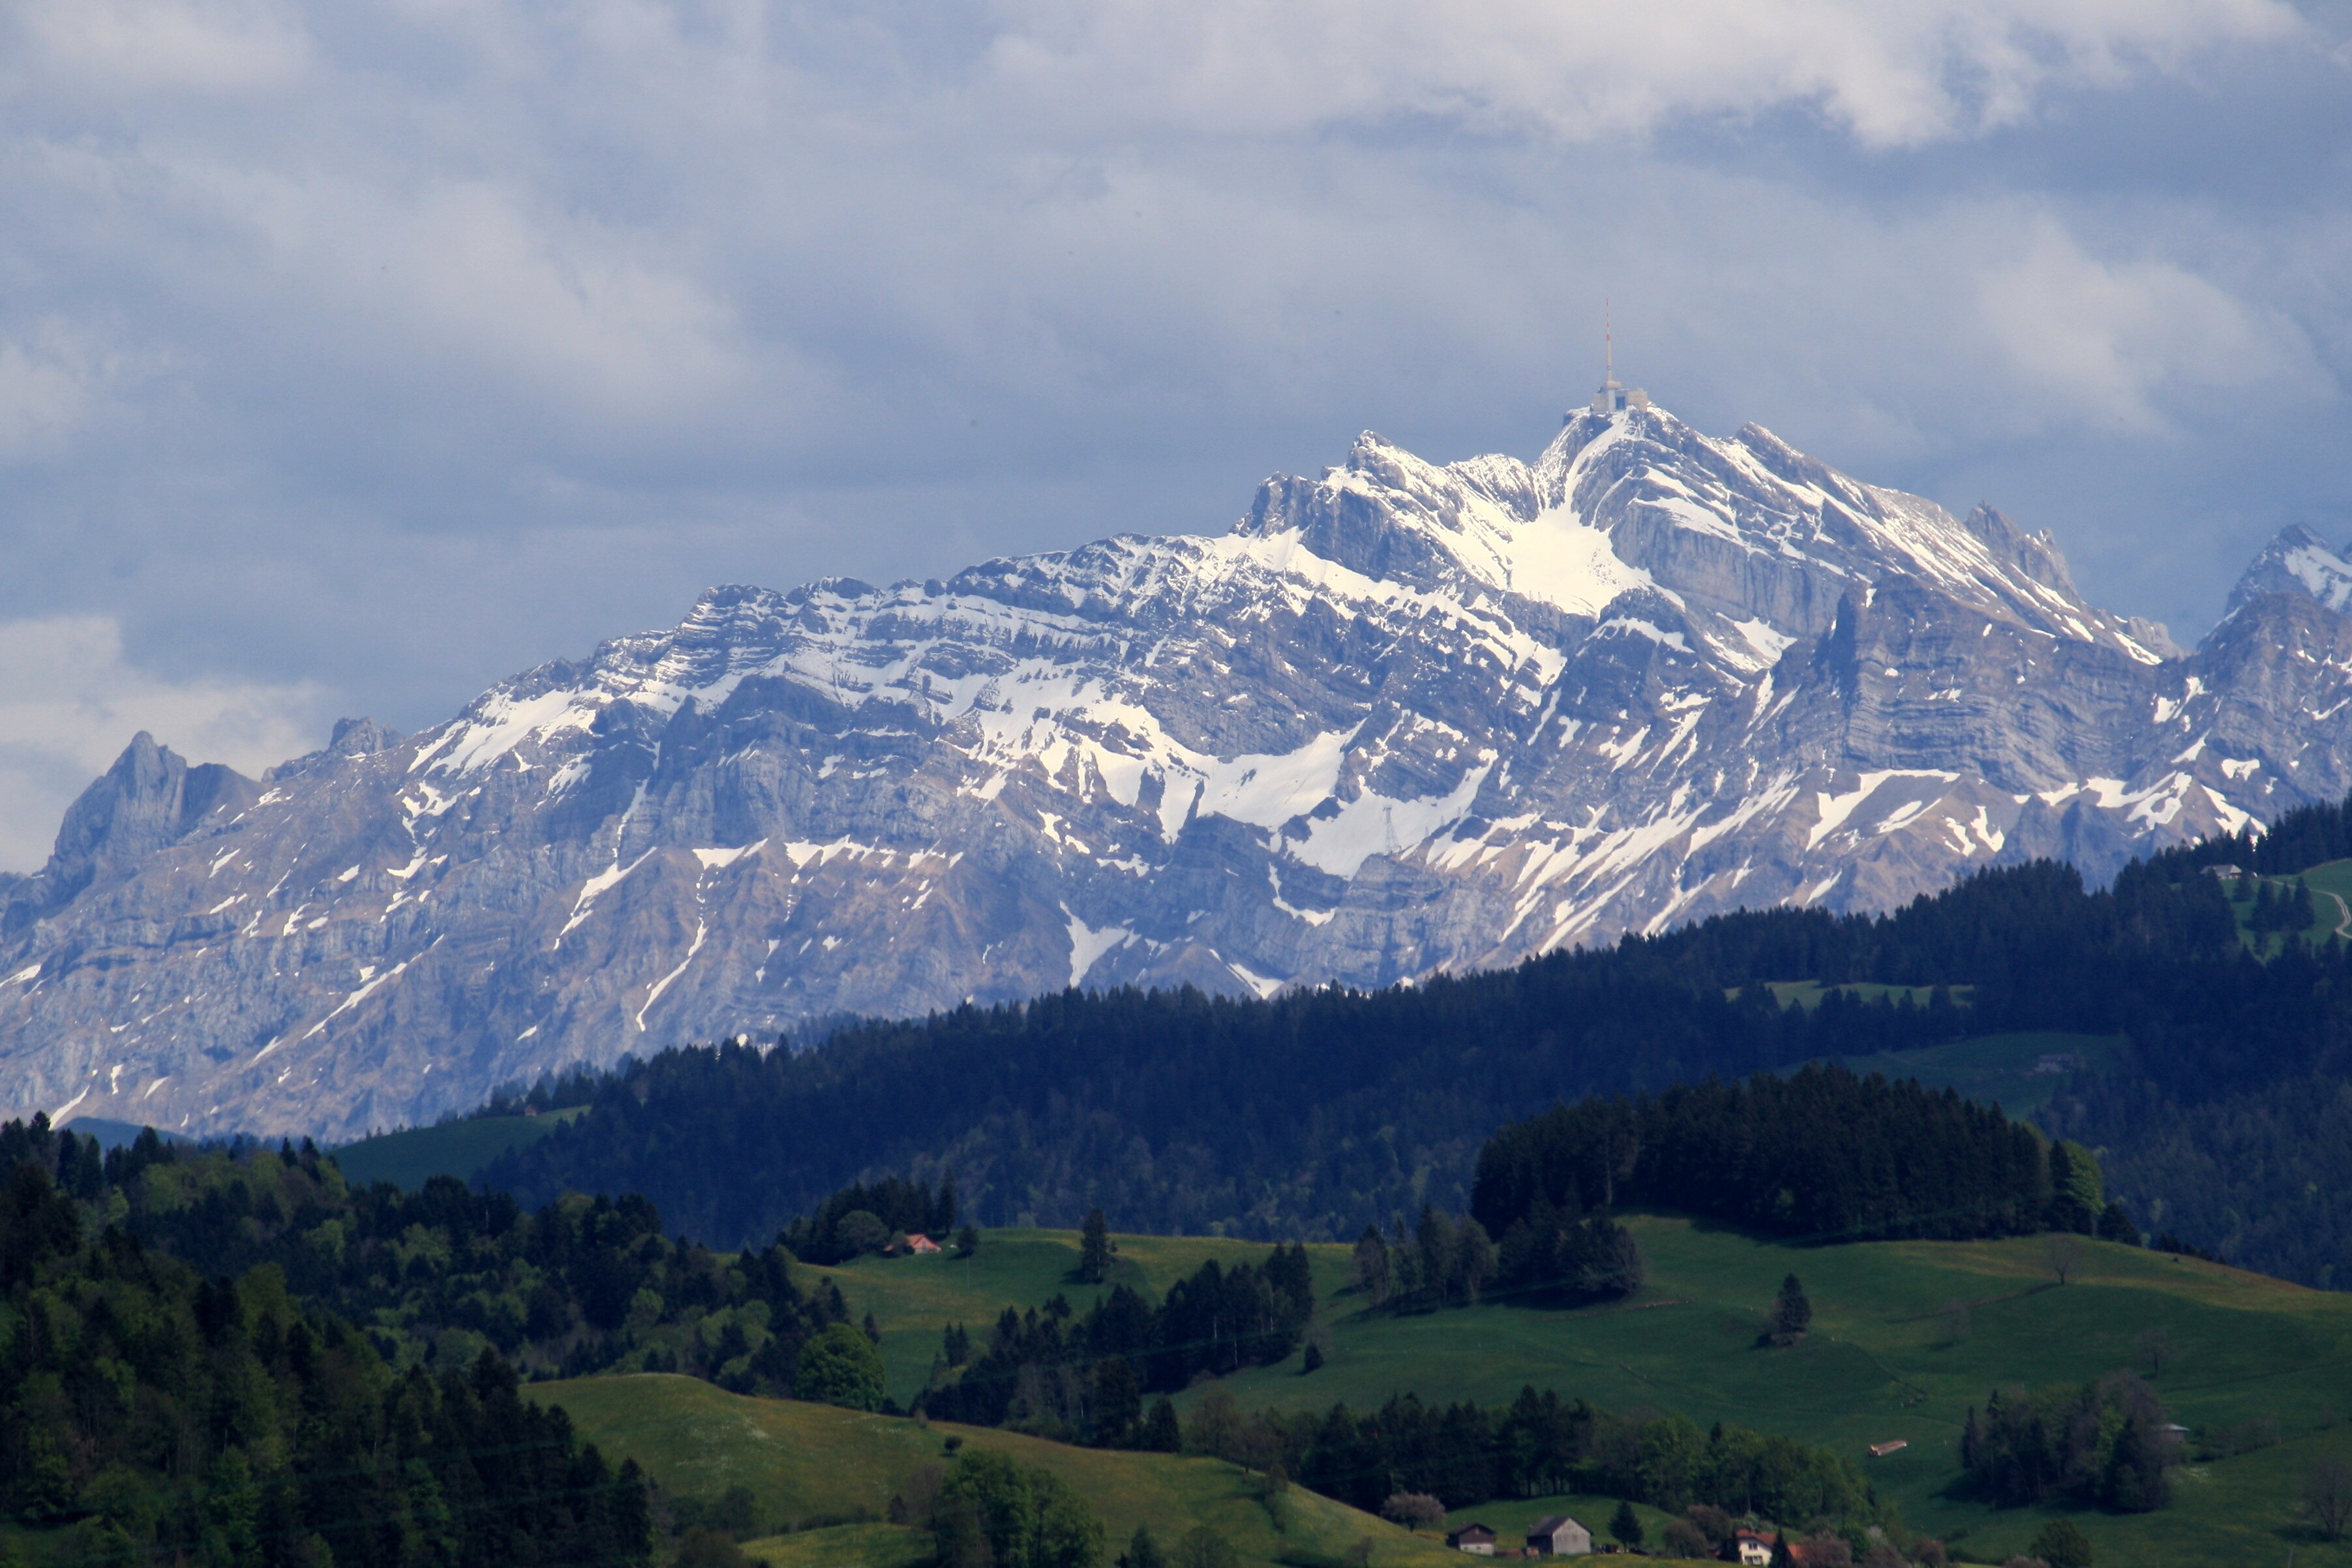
0,1154,651,1567
1471,1066,2058,1246
1203,1384,1876,1536
479,856,2244,1248
0,1113,851,1399
432,792,2352,1288
1349,1204,1644,1312
776,1171,967,1264
1961,1372,2178,1512
919,1246,1314,1438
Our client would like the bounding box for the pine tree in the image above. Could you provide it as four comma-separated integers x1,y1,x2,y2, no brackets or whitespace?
1770,1273,1811,1342
1141,1397,1182,1453
1610,1500,1644,1548
1081,1207,1113,1284
1351,1225,1391,1308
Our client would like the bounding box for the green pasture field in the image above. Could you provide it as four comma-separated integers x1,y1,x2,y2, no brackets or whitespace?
329,1106,584,1190
798,1218,2352,1565
2229,858,2352,954
1827,1030,2122,1119
532,1374,1459,1568
738,1520,932,1567
800,1228,1357,1409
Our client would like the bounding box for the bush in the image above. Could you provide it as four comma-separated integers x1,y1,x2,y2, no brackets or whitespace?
1662,1517,1711,1558
674,1529,749,1568
1379,1493,1444,1530
834,1209,891,1256
1172,1528,1239,1568
2027,1518,2092,1568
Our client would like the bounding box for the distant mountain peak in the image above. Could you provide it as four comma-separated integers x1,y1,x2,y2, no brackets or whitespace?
2229,524,2352,616
1,413,2342,1140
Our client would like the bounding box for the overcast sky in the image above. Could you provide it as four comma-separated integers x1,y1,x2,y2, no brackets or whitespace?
0,0,2346,869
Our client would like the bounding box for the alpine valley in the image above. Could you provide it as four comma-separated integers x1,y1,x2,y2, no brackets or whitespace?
7,402,2350,1140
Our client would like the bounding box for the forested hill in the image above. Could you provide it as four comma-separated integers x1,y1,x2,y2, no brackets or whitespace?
473,845,2337,1259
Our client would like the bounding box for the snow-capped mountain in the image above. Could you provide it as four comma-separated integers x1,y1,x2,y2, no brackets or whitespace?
4,403,2343,1139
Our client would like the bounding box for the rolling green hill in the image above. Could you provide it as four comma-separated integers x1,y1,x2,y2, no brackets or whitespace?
532,1374,1461,1567
1828,1030,2121,1119
330,1106,584,1190
789,1220,2352,1565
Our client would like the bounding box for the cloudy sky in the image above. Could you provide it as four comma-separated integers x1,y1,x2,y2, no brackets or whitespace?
0,0,2345,869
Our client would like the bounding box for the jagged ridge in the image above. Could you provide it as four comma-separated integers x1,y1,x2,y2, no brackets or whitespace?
3,404,2347,1139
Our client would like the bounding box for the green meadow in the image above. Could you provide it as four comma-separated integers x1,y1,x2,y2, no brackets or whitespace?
330,1106,584,1190
792,1218,2352,1565
2227,856,2352,954
532,1374,1460,1568
799,1228,1359,1410
1828,1030,2122,1119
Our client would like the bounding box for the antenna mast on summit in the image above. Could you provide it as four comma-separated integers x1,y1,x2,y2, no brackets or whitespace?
1585,299,1648,419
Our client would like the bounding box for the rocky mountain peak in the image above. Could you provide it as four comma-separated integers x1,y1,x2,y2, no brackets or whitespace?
6,734,259,933
2228,524,2352,617
1,411,2343,1140
329,717,402,757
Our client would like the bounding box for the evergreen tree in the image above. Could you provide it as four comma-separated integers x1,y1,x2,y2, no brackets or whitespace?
1770,1274,1813,1343
1123,1525,1168,1568
1142,1398,1183,1453
1081,1208,1113,1284
1091,1358,1142,1447
1352,1225,1391,1306
1610,1500,1644,1548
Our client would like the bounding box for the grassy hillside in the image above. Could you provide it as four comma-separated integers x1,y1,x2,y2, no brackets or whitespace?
2224,858,2352,954
532,1374,1461,1567
798,1228,1356,1408
331,1106,584,1190
795,1219,2352,1565
1828,1030,2121,1119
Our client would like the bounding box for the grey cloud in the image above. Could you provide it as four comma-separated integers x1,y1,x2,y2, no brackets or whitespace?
0,0,2344,867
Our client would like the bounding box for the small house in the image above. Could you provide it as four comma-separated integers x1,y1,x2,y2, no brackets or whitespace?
1730,1529,1775,1565
1867,1440,1908,1457
904,1233,942,1254
1447,1523,1498,1555
1526,1515,1591,1556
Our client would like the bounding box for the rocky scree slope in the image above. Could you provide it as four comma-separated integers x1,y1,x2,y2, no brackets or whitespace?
3,406,2344,1139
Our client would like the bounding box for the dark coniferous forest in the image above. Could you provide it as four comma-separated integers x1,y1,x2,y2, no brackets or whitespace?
472,812,2352,1287
0,1155,652,1567
1471,1067,2051,1245
483,856,2229,1246
0,1116,851,1392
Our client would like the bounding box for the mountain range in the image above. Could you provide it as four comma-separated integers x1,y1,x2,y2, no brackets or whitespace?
6,400,2349,1140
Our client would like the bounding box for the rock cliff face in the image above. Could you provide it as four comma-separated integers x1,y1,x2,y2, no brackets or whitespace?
2,406,2341,1139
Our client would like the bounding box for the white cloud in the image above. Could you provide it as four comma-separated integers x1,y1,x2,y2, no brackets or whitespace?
0,322,104,462
0,616,327,872
10,0,310,94
1976,217,2319,432
980,0,2305,148
0,0,2340,868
